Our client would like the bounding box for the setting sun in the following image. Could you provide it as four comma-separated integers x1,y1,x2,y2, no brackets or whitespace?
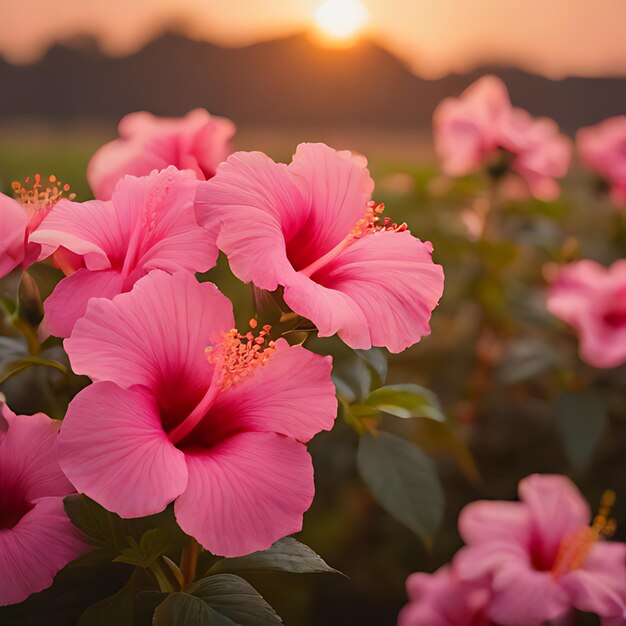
314,0,369,46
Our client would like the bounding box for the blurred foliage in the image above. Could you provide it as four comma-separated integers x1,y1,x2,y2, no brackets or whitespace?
1,132,625,626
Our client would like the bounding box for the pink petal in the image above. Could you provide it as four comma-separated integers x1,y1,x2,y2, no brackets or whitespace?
458,501,531,547
282,271,371,349
561,542,626,617
0,412,74,502
488,564,570,625
65,271,233,397
110,167,217,274
288,230,444,352
0,498,85,606
454,542,529,583
196,339,336,444
59,382,188,518
195,150,306,290
175,432,314,557
44,268,126,338
518,474,591,562
0,193,27,278
30,198,122,271
286,143,374,271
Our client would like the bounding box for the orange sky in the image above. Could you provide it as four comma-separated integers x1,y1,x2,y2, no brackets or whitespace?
1,0,626,78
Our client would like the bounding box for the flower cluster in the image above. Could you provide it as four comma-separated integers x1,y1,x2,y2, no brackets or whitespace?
0,107,444,606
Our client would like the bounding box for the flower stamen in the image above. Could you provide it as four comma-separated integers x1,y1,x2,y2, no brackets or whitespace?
12,174,75,218
351,201,407,238
551,489,616,578
206,320,276,391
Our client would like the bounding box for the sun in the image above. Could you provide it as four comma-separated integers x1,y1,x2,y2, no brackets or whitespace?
314,0,369,46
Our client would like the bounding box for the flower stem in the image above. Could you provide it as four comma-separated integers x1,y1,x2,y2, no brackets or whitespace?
180,538,199,585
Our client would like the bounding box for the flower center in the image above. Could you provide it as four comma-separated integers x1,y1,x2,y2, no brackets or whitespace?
603,287,626,329
551,490,616,579
300,201,407,278
0,480,32,530
12,174,75,223
166,320,275,445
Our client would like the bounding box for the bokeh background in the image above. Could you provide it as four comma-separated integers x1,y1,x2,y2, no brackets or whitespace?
1,2,626,624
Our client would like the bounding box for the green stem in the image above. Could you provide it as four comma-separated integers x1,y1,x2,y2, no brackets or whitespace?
180,538,199,585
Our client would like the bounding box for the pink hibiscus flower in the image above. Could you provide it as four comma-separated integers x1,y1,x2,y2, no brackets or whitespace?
0,175,75,279
0,400,86,606
578,116,626,207
454,474,626,626
58,270,337,557
87,109,236,200
547,259,626,368
195,142,444,353
29,166,217,338
433,75,571,200
398,566,491,626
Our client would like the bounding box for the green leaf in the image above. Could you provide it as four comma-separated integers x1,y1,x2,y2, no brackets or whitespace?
0,356,67,385
357,432,444,543
207,537,342,576
152,593,231,626
64,495,185,568
556,390,608,471
497,338,561,384
115,526,187,568
354,347,388,387
78,568,146,626
363,384,445,421
187,574,282,625
331,356,371,404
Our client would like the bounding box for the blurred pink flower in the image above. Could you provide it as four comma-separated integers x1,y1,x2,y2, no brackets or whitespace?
0,401,85,606
547,259,626,368
30,167,217,338
0,175,75,279
433,75,511,177
398,566,491,626
59,270,337,557
433,75,571,200
87,109,236,200
577,116,626,206
195,142,444,353
454,474,626,625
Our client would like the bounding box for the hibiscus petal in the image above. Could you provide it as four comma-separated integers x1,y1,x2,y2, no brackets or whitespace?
518,474,591,561
0,412,74,501
175,432,314,557
287,143,374,270
488,564,571,626
458,501,531,547
195,151,305,290
282,271,371,349
562,542,626,617
111,167,217,273
0,498,86,606
0,193,27,278
65,271,233,394
294,230,444,352
44,268,126,338
454,542,529,583
59,382,188,518
30,198,122,271
198,339,337,444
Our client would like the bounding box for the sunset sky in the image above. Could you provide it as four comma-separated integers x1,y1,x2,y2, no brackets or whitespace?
1,0,625,78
